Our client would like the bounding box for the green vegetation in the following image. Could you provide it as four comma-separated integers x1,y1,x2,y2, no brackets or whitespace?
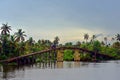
64,50,74,61
0,23,120,62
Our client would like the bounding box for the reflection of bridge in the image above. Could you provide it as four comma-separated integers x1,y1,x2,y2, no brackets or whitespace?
0,47,115,65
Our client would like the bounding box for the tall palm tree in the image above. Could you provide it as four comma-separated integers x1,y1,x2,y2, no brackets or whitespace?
104,37,107,45
14,29,27,42
111,37,115,41
84,33,89,43
53,36,60,46
111,37,115,44
90,35,96,43
1,23,11,35
115,34,120,42
92,35,96,41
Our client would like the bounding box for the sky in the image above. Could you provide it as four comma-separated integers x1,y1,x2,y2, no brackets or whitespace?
0,0,120,43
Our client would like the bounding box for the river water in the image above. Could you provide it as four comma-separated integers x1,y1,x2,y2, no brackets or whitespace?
0,61,120,80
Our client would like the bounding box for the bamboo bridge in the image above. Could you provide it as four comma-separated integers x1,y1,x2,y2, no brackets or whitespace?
0,47,115,65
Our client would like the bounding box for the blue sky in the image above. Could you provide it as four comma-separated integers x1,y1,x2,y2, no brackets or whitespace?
0,0,120,43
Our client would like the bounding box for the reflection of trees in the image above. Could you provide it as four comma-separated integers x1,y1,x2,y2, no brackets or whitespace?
34,62,57,69
2,65,16,79
1,65,25,80
80,62,89,67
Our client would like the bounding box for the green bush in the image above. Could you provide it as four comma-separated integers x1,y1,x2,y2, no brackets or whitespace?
63,50,74,61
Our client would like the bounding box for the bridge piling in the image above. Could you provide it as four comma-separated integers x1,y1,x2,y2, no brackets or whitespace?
74,49,80,61
57,49,64,62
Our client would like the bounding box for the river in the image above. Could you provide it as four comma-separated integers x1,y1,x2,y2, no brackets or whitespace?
0,61,120,80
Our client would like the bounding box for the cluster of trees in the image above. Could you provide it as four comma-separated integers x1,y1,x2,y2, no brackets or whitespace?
0,23,120,61
0,23,59,60
63,33,120,61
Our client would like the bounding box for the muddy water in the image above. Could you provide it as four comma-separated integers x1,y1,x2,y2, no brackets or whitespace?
0,61,120,80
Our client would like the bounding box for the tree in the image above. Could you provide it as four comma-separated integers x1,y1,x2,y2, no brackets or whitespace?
101,41,105,46
92,40,101,61
84,33,89,43
115,34,120,42
104,37,108,45
1,35,10,57
91,34,103,43
91,35,96,41
1,23,11,35
44,40,52,47
9,35,18,57
65,42,73,47
53,36,60,46
75,41,81,47
14,29,27,42
27,37,35,46
38,39,42,44
93,40,101,52
112,42,120,49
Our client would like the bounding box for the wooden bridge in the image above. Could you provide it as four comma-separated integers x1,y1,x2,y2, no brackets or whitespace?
0,47,115,65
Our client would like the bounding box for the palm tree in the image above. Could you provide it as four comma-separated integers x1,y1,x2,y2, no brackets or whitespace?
115,34,120,42
27,37,35,46
14,29,27,42
92,35,96,41
111,37,115,44
90,35,96,43
111,37,115,41
104,37,107,45
84,33,89,43
53,36,60,46
38,39,42,44
1,23,11,35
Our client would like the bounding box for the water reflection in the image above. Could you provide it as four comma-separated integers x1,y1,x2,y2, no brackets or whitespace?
57,62,63,68
0,61,120,80
74,62,80,68
0,62,82,79
0,65,17,80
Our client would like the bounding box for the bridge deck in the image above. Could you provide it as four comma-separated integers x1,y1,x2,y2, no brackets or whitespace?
0,47,115,63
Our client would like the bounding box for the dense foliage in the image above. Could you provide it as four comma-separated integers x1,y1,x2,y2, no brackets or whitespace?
0,23,120,61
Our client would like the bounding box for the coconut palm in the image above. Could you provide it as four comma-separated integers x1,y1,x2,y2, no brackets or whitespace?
38,39,42,44
92,35,96,41
27,37,35,46
104,37,107,45
84,33,89,43
111,37,115,44
53,36,60,46
111,37,115,41
90,35,96,43
1,23,11,35
14,29,27,42
115,34,120,42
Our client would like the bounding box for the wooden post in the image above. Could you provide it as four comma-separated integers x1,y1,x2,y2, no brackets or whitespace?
57,49,64,62
74,49,80,61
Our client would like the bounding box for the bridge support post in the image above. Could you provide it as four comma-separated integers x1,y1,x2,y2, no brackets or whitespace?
74,49,80,61
57,49,64,62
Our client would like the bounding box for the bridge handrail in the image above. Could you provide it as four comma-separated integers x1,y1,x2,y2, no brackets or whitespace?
0,47,115,63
